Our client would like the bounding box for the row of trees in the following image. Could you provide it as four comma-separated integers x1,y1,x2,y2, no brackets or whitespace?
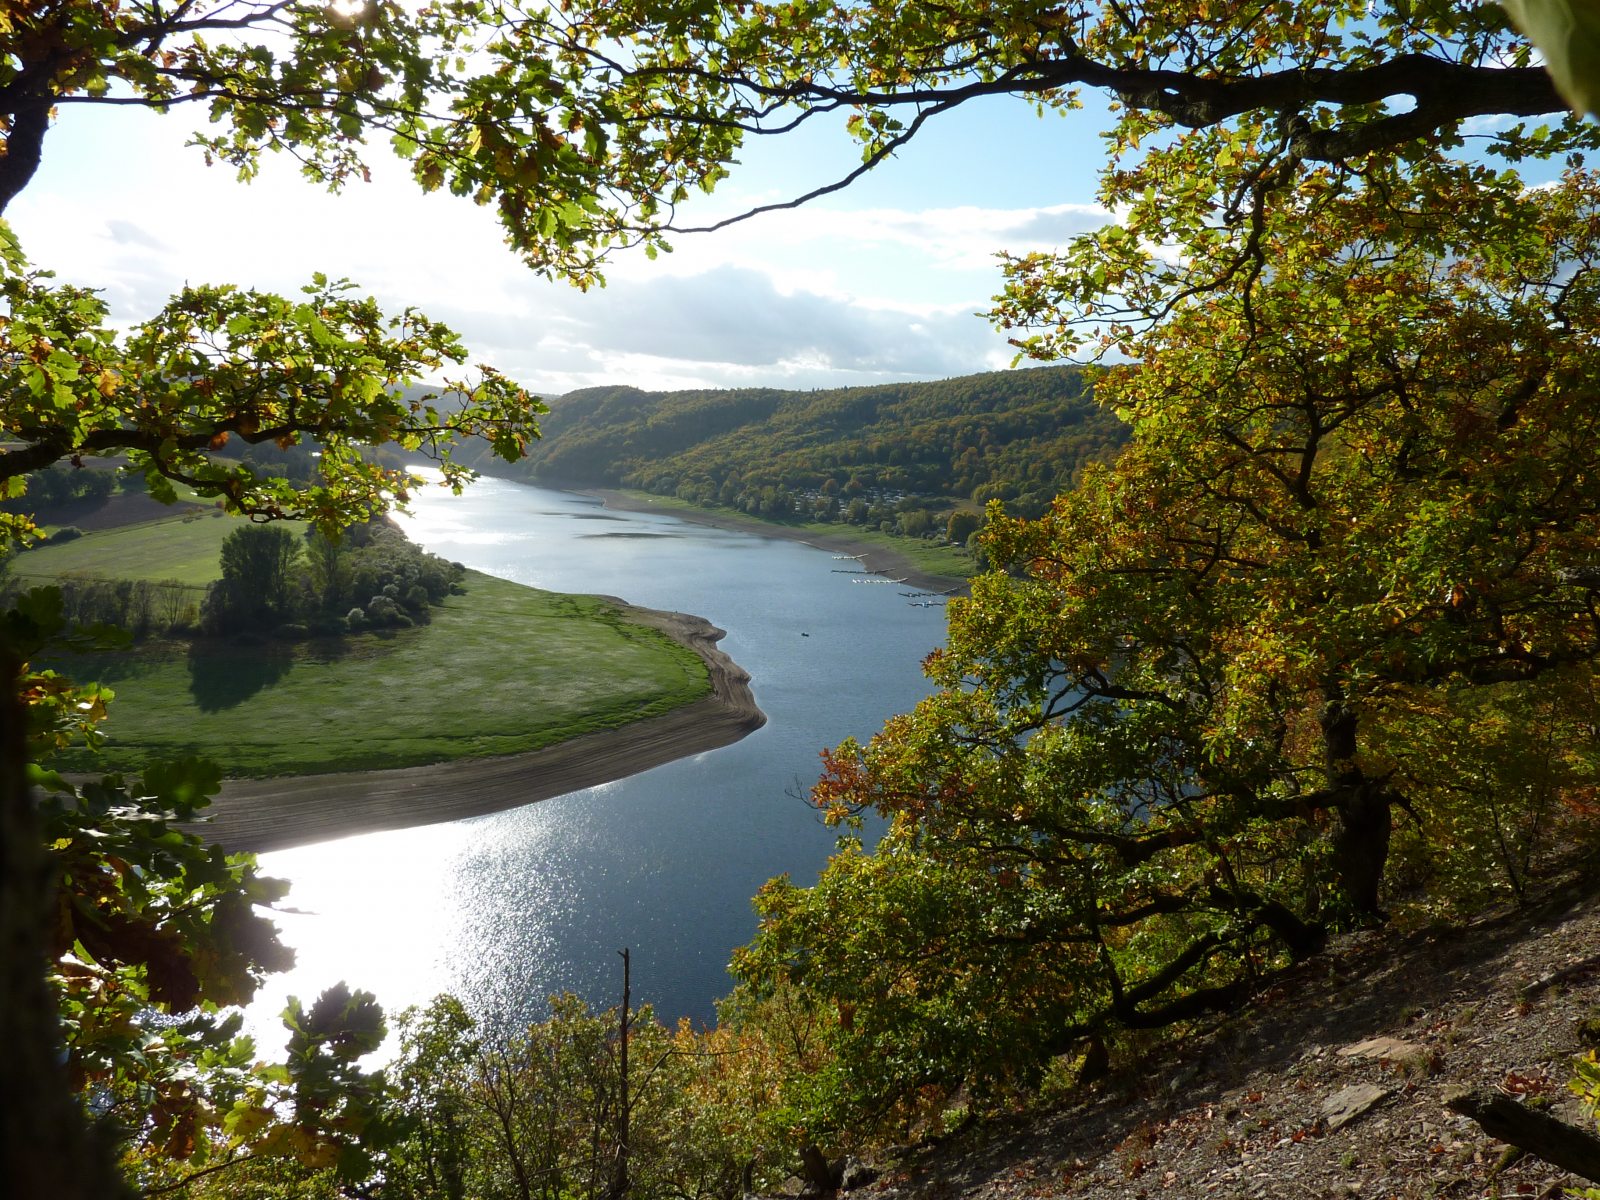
0,464,116,515
0,573,200,640
0,519,465,644
677,480,987,544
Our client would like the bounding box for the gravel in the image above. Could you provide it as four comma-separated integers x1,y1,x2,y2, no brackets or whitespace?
855,876,1600,1200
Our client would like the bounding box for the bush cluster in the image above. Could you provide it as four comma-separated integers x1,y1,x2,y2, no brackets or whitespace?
201,519,466,638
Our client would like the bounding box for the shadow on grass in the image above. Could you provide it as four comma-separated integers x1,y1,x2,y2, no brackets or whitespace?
36,653,144,686
187,644,295,712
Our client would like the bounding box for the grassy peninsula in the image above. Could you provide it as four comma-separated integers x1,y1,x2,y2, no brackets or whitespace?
16,508,710,778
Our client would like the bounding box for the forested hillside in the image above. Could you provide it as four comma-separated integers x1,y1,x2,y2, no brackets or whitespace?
461,367,1127,502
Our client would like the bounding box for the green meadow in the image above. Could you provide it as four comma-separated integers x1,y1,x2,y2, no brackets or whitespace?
26,516,709,777
15,510,281,587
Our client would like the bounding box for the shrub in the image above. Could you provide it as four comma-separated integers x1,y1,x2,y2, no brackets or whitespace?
325,520,463,619
947,510,982,544
45,526,84,544
365,595,403,625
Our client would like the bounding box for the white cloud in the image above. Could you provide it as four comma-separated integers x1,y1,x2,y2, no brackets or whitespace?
611,201,1110,286
105,220,170,251
8,104,1097,394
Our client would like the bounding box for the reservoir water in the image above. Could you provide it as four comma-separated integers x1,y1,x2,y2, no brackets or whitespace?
241,478,947,1050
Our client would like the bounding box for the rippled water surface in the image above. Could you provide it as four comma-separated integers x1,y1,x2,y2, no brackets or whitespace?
243,479,947,1049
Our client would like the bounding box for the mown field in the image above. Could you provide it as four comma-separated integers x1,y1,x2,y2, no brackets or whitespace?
25,516,710,778
14,510,283,586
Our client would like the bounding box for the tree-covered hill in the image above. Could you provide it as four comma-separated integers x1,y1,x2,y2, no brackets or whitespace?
461,366,1127,503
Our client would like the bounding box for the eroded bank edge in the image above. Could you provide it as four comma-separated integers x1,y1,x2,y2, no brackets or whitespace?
178,601,766,854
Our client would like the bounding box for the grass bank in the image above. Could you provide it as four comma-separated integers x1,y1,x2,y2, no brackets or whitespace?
607,489,980,578
41,566,711,779
14,508,285,587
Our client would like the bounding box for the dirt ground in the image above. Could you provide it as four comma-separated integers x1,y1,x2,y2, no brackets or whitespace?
851,875,1600,1200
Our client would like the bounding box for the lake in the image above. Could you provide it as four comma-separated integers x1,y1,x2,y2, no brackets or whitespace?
241,478,948,1051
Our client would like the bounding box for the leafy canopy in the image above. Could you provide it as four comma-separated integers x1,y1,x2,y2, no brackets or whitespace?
0,225,544,542
6,3,1583,285
5,585,393,1192
733,162,1600,1125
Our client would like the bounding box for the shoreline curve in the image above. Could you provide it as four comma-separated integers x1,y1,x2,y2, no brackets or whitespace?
579,489,973,597
181,602,766,855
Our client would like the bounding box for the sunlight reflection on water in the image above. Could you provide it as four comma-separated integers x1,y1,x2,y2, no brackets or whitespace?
241,478,947,1057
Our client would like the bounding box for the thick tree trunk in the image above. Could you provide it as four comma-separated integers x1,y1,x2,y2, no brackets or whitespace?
1330,780,1392,917
1320,693,1392,918
1076,1034,1111,1085
798,1145,844,1192
1444,1088,1600,1183
0,641,126,1198
0,96,50,216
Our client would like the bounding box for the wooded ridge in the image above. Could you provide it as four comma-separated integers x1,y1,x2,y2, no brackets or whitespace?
458,367,1126,503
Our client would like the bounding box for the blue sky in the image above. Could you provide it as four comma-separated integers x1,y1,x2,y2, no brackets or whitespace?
8,92,1118,394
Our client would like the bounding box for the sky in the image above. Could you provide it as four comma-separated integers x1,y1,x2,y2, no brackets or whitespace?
6,91,1120,396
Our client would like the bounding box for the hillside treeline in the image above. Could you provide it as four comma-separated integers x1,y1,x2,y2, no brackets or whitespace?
461,367,1127,501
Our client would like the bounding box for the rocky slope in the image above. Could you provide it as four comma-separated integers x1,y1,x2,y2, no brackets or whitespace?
851,877,1600,1200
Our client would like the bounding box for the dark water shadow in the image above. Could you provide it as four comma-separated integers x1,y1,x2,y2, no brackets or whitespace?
577,532,682,539
187,644,295,712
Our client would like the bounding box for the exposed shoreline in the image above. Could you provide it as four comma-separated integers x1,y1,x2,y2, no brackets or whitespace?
579,489,973,596
181,603,765,855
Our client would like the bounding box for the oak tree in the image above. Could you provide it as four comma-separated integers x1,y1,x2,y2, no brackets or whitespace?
564,0,1600,1124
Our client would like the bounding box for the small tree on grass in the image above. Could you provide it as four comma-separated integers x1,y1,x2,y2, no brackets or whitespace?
305,528,350,615
206,525,303,632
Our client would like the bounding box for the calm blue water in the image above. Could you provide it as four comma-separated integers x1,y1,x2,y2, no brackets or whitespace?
242,478,946,1048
